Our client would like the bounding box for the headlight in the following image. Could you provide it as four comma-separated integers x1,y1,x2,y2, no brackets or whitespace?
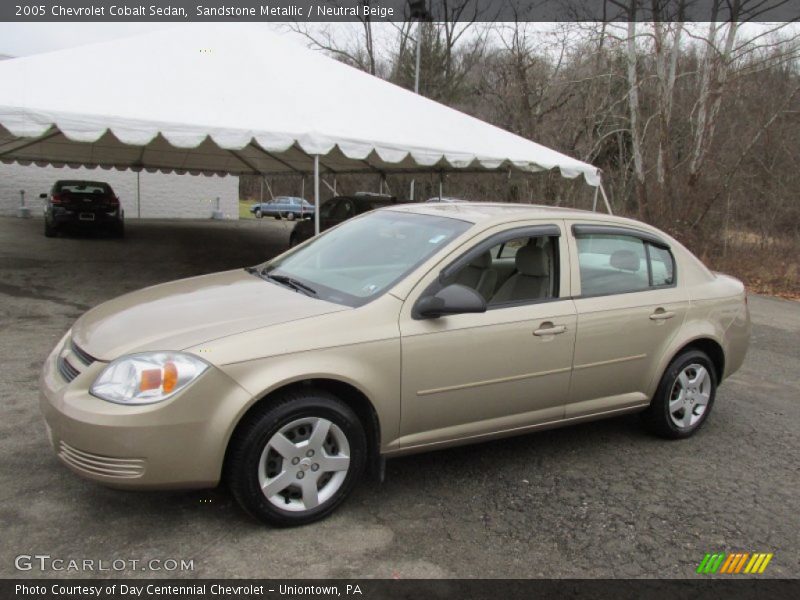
90,352,209,405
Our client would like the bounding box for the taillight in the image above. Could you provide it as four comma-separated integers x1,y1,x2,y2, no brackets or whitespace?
107,196,120,207
51,193,62,205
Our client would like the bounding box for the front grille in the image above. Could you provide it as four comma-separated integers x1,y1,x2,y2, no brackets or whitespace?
58,442,145,479
57,357,79,383
70,340,96,366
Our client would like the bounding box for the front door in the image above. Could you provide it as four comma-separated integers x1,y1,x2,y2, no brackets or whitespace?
397,223,577,450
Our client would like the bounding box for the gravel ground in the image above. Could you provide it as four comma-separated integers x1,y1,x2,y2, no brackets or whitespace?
0,216,797,579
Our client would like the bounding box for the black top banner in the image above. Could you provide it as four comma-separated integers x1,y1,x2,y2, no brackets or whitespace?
3,0,800,23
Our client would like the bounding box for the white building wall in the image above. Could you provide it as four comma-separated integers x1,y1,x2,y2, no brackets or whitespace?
0,163,239,219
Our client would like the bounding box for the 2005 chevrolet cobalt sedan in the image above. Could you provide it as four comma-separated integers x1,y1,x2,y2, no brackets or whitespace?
40,204,750,526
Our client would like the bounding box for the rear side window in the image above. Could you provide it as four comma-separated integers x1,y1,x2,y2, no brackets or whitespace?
649,245,675,286
576,234,674,296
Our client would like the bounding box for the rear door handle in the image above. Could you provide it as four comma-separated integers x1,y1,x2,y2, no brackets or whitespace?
650,308,676,321
533,323,567,336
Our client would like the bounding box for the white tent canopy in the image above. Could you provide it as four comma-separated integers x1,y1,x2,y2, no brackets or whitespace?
0,25,600,178
0,24,606,227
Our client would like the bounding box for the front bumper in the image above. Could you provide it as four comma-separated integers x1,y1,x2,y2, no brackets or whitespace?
39,338,252,490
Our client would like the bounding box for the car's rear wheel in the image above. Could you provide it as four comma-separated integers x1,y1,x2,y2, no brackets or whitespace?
44,219,58,238
111,221,125,239
226,388,366,527
642,349,717,439
254,209,263,219
287,212,296,222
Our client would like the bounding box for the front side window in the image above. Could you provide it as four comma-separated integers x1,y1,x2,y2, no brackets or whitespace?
576,233,674,296
319,200,336,218
264,211,471,307
444,234,558,306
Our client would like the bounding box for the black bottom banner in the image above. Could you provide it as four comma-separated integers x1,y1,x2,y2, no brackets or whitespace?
3,579,799,600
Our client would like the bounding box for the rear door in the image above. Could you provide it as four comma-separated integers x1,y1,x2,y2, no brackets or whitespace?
565,222,689,417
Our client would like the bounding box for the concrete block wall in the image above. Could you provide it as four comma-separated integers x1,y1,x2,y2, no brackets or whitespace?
0,163,239,220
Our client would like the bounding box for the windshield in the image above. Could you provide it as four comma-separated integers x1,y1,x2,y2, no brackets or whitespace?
262,210,471,307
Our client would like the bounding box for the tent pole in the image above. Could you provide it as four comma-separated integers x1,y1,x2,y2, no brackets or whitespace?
599,182,613,215
136,171,141,218
414,21,422,94
439,172,443,200
314,155,320,236
592,186,598,212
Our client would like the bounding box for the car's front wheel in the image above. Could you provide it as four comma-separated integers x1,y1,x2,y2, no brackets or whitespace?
254,209,263,219
226,388,366,527
642,349,717,439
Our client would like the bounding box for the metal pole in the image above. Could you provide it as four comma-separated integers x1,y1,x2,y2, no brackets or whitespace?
410,179,415,201
599,182,613,215
314,155,320,236
260,178,263,204
18,190,30,218
592,186,599,212
414,21,422,94
438,172,443,200
136,171,141,218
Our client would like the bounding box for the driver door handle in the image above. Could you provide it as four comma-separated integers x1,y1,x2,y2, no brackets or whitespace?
533,323,567,336
650,308,676,321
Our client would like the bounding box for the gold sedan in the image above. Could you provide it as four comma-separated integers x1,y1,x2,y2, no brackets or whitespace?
40,204,750,526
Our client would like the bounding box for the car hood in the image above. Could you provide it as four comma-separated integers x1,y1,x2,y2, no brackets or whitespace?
71,269,348,360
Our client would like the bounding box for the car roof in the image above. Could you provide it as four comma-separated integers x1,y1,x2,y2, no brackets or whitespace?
384,202,652,229
329,195,396,204
55,180,110,186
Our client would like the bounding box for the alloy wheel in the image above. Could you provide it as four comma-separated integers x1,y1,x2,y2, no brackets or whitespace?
257,417,351,512
668,364,712,428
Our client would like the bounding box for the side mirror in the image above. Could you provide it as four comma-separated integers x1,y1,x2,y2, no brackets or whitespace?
39,193,47,199
415,284,486,319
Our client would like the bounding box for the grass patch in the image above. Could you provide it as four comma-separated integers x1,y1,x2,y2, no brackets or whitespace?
239,200,257,220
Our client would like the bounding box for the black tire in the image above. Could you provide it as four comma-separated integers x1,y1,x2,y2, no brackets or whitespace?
254,209,263,219
642,349,717,439
289,233,298,247
226,388,367,527
44,220,58,238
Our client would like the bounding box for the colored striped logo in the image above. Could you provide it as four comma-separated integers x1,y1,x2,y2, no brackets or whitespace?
697,552,773,574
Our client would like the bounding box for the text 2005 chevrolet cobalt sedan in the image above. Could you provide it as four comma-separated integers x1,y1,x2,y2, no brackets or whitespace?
41,204,750,526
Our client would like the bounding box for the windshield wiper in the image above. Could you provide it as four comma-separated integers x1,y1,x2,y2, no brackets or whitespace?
264,272,318,297
246,266,318,297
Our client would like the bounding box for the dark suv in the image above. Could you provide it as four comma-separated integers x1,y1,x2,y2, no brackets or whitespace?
289,193,398,246
41,180,124,238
